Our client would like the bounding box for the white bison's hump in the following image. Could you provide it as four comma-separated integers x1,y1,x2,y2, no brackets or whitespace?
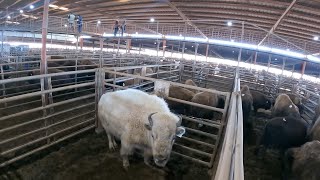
103,89,170,112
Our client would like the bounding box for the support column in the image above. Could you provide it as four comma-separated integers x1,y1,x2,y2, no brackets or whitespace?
267,54,271,72
171,45,174,57
301,61,306,77
126,39,131,54
237,48,242,67
99,38,104,68
117,38,120,55
41,0,49,75
205,44,209,60
194,43,199,61
162,39,166,57
156,40,160,57
76,35,79,51
281,58,286,75
181,42,185,58
139,44,141,54
253,52,258,65
1,30,3,56
80,37,84,51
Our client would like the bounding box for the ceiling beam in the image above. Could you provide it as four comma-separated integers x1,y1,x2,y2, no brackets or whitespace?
258,0,297,46
166,1,207,39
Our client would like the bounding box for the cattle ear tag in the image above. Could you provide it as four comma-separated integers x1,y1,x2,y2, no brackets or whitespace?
283,118,286,122
289,105,293,108
242,94,245,97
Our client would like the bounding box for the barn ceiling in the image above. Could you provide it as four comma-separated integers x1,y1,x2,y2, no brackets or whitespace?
1,0,320,53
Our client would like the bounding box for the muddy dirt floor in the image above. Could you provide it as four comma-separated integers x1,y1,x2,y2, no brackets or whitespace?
0,132,210,180
244,111,282,180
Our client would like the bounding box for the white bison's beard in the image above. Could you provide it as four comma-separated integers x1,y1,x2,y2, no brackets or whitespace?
153,142,173,167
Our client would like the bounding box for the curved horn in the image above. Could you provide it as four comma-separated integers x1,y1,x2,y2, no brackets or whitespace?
177,115,182,126
148,112,157,127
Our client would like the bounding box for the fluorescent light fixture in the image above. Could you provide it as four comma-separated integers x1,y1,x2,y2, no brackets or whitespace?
179,34,182,37
136,32,138,34
231,39,234,42
166,35,184,41
227,21,232,26
49,4,59,8
30,5,34,9
5,21,20,25
286,48,290,51
19,10,23,13
80,35,91,38
59,7,69,11
150,18,155,22
314,36,319,41
7,16,11,19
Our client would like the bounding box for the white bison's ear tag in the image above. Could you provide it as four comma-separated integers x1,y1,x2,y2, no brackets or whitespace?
176,127,186,138
242,94,245,97
283,118,286,122
289,105,293,108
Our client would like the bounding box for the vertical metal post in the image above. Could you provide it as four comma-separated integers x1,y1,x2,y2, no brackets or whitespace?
194,43,199,61
237,48,242,68
301,61,306,77
267,54,271,72
139,43,141,54
1,30,3,56
76,35,79,51
41,0,50,144
80,37,83,51
205,44,209,60
100,38,104,68
156,40,160,57
117,38,120,55
50,32,53,49
162,39,166,57
171,45,174,57
253,52,257,65
182,42,185,58
282,58,286,75
126,39,131,54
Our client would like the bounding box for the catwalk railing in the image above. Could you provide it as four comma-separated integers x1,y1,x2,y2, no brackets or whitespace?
1,16,319,55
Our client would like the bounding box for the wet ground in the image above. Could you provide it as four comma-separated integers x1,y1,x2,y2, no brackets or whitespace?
244,111,282,180
0,132,210,180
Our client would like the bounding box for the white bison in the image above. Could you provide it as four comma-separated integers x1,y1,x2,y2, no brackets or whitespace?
98,89,185,169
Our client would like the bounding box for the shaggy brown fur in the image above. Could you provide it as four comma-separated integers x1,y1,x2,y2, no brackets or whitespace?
272,94,300,118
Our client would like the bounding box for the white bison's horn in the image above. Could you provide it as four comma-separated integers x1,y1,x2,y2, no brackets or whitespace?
177,115,183,126
148,112,157,127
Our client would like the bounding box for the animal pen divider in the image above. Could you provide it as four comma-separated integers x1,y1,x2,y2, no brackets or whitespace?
99,64,232,170
0,69,97,168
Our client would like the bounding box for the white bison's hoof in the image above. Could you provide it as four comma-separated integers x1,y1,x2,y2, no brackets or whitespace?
108,142,116,151
113,141,118,149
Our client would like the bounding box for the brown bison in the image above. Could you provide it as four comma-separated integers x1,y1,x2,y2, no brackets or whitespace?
190,91,218,119
185,79,198,94
272,94,300,118
285,93,308,115
256,116,308,155
241,85,253,129
250,90,272,113
284,141,320,180
167,86,195,114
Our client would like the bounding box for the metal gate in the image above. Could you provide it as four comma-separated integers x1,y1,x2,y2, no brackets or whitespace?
99,65,231,168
